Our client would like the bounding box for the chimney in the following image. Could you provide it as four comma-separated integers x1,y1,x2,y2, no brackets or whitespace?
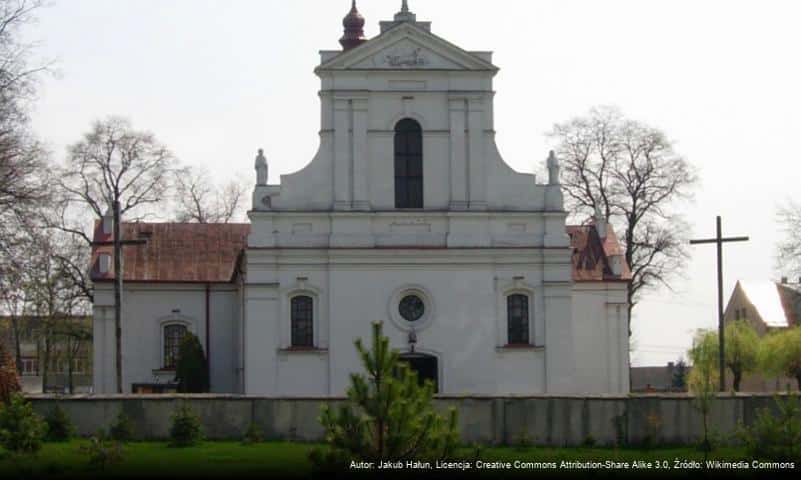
593,205,607,239
102,206,114,236
546,150,560,185
98,254,110,274
609,254,623,276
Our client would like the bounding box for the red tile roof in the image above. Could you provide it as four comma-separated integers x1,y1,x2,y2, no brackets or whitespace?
566,222,632,282
91,222,249,283
91,220,631,284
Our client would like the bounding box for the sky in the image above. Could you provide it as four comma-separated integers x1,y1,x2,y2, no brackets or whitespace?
24,0,801,366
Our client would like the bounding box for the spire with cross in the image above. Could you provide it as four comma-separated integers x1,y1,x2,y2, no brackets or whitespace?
395,0,417,22
381,0,431,33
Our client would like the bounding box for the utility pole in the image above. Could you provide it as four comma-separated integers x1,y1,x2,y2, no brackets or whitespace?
92,200,146,393
690,216,748,392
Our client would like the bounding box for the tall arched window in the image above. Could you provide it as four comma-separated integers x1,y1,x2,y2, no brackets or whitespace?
394,118,423,209
291,295,314,348
507,294,529,345
163,324,187,369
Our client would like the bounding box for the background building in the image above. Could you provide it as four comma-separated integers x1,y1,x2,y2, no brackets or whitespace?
0,315,92,393
721,278,800,391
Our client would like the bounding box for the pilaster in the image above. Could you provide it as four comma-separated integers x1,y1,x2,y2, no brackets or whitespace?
448,97,468,210
543,281,576,393
243,284,278,395
333,98,352,210
351,98,369,211
467,97,487,210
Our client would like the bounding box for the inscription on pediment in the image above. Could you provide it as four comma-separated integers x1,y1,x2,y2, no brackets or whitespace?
351,40,463,70
385,47,427,67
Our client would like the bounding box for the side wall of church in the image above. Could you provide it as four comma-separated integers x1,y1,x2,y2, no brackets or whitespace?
571,283,630,394
93,283,241,394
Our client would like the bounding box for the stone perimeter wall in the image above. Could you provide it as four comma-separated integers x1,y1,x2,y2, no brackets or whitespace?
25,394,791,447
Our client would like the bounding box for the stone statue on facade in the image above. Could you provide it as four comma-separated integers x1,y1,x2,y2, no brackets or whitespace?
547,150,560,185
255,149,268,185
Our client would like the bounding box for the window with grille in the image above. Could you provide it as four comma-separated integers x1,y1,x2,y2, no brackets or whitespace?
394,118,423,209
507,294,530,345
291,296,314,348
163,324,187,369
21,358,38,376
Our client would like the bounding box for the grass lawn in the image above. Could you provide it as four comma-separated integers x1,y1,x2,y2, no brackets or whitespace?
0,440,788,479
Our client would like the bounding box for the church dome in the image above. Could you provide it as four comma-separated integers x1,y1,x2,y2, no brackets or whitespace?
340,1,367,51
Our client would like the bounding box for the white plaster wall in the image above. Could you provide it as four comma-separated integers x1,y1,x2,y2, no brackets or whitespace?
242,283,278,395
239,23,597,395
262,81,547,213
209,288,239,393
248,210,565,250
92,288,114,394
92,283,240,394
571,283,630,394
243,248,579,396
253,23,556,215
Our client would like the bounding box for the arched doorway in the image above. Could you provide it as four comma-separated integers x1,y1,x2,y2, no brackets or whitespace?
399,353,438,393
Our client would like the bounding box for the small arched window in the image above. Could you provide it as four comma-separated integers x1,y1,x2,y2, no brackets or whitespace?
394,118,423,209
291,296,314,348
163,324,188,369
507,294,530,345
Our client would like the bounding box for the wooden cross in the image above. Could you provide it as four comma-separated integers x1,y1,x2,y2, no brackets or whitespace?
690,216,749,392
91,201,148,393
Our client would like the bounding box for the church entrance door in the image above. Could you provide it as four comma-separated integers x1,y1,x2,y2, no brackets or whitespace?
399,353,438,393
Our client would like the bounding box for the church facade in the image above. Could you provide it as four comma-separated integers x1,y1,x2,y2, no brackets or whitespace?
91,2,631,396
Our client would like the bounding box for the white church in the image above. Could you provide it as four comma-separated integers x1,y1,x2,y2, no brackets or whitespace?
91,1,631,396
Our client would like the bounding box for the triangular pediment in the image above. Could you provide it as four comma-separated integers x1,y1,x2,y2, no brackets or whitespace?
317,22,497,72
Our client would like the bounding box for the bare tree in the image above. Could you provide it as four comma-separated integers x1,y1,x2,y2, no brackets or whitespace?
1,214,91,385
17,227,86,390
172,166,247,223
0,0,51,273
58,116,177,393
0,252,26,373
548,106,698,333
776,200,801,277
59,117,176,221
52,318,91,394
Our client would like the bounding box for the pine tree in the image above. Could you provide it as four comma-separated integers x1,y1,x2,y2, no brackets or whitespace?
311,322,458,468
174,333,209,393
0,342,21,405
671,359,688,391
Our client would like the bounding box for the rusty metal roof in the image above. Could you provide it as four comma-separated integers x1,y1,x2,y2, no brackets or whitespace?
91,221,630,284
567,223,632,282
91,222,249,284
